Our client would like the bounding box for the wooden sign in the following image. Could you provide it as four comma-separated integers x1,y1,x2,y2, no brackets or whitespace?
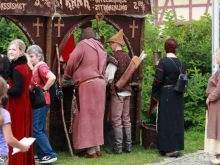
0,0,151,16
0,0,52,16
58,0,151,16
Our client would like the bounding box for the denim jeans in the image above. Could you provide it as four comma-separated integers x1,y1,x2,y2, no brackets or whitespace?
33,104,56,159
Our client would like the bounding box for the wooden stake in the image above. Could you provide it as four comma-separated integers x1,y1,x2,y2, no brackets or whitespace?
55,44,74,157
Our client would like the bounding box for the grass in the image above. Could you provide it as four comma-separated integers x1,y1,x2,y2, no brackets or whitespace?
36,129,204,165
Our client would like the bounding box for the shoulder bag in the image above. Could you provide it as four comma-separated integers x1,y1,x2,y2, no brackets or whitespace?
167,58,188,93
38,69,64,101
29,76,46,109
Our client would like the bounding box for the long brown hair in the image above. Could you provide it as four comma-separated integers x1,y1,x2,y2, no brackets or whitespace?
0,76,8,125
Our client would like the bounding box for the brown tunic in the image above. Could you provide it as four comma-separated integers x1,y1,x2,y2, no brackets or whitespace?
64,38,107,149
108,50,131,92
206,69,220,140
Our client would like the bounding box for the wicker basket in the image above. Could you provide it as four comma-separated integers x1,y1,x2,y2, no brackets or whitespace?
141,122,157,149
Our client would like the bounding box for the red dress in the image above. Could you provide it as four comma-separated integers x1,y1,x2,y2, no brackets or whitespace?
6,59,35,165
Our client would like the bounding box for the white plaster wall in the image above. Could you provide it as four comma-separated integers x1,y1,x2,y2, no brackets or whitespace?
155,0,214,22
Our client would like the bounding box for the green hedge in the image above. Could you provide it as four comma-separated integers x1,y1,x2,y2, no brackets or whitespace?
142,11,212,132
0,18,29,54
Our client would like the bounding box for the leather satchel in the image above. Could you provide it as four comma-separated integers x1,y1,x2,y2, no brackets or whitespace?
38,69,63,101
173,73,188,93
29,77,46,109
168,58,188,93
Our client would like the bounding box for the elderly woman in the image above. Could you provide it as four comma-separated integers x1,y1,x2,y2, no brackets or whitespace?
6,39,35,165
147,38,186,158
205,48,220,164
26,45,57,164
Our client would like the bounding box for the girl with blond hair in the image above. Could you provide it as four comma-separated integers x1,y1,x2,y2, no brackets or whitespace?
6,39,35,165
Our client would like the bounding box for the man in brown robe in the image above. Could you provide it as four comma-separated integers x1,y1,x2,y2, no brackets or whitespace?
64,27,107,158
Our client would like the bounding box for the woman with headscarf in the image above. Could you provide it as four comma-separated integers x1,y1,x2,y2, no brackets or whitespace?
64,27,107,158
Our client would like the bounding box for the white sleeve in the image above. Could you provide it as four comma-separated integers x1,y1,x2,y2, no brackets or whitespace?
104,63,117,84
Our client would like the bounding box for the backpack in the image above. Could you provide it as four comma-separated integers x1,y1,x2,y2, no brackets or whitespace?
167,58,188,93
38,69,64,101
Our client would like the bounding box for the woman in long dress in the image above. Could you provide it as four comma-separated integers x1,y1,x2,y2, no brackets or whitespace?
6,39,35,165
148,38,186,157
205,48,220,165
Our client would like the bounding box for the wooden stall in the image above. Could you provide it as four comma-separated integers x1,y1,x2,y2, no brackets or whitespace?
0,0,151,151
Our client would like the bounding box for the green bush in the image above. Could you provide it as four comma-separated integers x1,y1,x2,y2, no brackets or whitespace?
142,11,212,132
184,68,210,131
0,17,29,54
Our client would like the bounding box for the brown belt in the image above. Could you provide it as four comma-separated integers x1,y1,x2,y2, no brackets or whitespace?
76,77,100,112
162,85,173,88
79,77,100,87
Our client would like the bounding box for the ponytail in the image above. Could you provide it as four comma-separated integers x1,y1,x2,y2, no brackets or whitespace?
24,53,33,70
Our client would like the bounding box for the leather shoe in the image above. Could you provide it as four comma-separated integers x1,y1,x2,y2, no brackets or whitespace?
210,158,220,165
96,151,102,157
166,151,178,158
77,151,97,158
85,153,97,158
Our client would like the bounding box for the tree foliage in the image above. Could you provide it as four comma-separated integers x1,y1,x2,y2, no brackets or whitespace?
142,10,212,131
0,17,29,54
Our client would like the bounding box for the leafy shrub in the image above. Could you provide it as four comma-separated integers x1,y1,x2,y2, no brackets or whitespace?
184,68,210,131
0,17,29,54
142,11,212,132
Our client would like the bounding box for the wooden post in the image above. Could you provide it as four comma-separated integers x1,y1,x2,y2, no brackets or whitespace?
135,18,145,144
45,17,53,137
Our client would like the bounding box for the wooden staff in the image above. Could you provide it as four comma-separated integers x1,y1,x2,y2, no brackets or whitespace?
55,44,74,157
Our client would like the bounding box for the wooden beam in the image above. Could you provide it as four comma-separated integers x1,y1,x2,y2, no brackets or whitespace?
135,17,145,144
45,17,53,137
